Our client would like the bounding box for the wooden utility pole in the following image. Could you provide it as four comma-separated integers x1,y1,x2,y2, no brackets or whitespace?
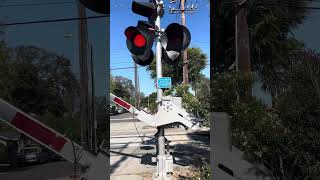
77,1,91,150
89,45,97,153
181,0,188,84
235,0,251,101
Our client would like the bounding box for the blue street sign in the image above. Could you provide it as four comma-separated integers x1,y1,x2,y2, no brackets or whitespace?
157,77,172,89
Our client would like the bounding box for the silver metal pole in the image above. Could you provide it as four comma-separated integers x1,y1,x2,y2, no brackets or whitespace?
156,14,163,101
155,0,167,179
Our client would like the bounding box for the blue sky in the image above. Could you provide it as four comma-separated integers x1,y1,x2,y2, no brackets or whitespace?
110,0,210,96
293,1,320,51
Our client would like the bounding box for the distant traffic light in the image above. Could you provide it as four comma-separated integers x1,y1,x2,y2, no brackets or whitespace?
78,0,109,14
161,23,191,61
124,21,155,66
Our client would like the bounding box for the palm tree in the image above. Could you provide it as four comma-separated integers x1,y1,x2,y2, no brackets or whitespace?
216,0,312,100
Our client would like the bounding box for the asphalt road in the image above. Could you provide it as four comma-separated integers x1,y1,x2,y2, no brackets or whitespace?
110,113,210,179
110,112,137,122
0,161,80,180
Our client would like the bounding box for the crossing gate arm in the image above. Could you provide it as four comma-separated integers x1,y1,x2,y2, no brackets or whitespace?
110,93,200,129
0,98,108,180
110,93,158,127
110,93,140,114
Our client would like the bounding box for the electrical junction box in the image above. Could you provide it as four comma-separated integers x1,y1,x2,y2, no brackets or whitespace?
166,155,173,173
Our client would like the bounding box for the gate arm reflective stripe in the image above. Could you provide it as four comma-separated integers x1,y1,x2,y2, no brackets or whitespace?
110,93,140,114
110,93,160,127
0,98,95,167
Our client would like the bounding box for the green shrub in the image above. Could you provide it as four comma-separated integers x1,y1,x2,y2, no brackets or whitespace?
193,163,210,180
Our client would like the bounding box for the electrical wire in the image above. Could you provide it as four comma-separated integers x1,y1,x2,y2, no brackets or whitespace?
0,1,74,8
0,15,108,26
223,1,320,10
256,1,320,10
110,66,143,70
131,106,144,144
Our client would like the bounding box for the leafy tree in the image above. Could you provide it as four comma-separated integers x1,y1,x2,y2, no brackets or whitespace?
141,92,157,114
211,1,317,179
147,47,207,86
0,46,79,134
3,46,80,118
213,64,320,179
0,53,14,99
163,82,210,126
111,76,134,102
110,74,115,93
215,0,312,71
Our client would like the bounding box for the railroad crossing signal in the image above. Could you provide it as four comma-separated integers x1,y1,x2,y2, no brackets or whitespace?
124,21,155,66
125,1,191,66
78,0,109,14
161,23,191,61
123,1,195,179
132,0,158,23
123,1,158,66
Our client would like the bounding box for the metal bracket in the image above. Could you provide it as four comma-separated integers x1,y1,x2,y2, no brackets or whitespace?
153,96,199,130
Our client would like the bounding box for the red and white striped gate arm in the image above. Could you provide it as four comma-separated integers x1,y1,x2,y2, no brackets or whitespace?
110,93,160,127
0,98,95,167
110,93,140,114
110,93,200,129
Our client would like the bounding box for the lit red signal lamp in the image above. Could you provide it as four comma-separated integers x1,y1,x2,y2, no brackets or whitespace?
124,21,155,66
125,28,147,48
133,34,147,48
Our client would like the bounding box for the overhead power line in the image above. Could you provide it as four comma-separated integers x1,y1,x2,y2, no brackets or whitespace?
111,66,141,70
111,63,210,71
0,15,108,27
0,1,74,8
224,1,320,10
257,2,320,10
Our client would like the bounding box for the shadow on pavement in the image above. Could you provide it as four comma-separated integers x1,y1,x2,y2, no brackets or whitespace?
141,153,156,166
110,143,129,174
140,145,154,151
172,130,210,168
110,129,210,176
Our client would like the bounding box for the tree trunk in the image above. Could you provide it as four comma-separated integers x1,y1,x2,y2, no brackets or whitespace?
237,7,252,102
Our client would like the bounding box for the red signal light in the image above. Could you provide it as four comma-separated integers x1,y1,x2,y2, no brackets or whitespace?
133,34,146,48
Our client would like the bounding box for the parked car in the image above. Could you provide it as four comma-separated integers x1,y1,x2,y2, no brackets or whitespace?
109,105,117,114
116,107,125,114
19,146,48,164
